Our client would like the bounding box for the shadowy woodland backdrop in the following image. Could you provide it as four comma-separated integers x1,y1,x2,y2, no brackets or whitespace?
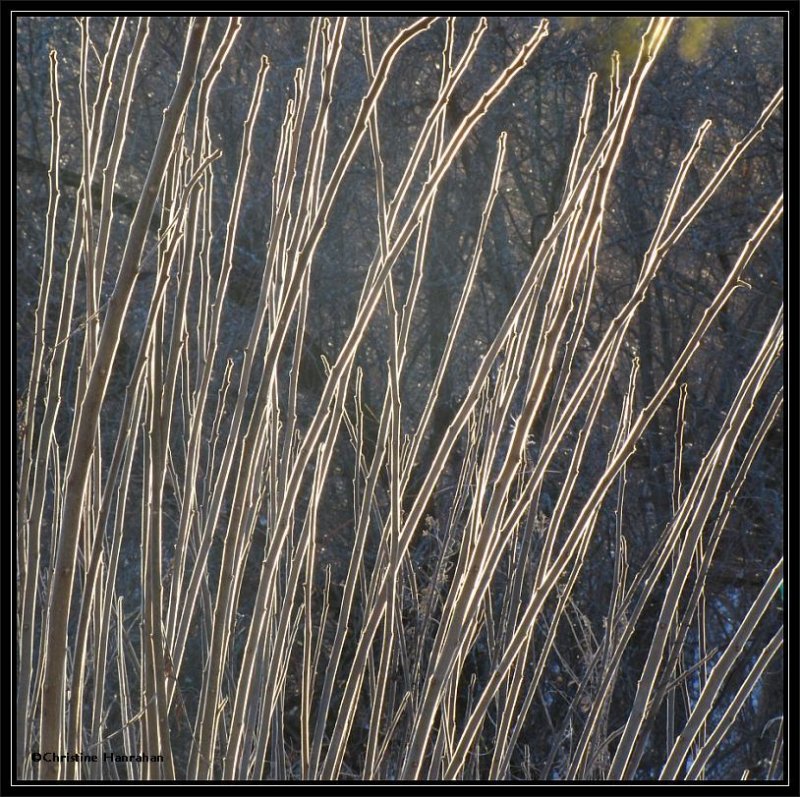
16,15,784,781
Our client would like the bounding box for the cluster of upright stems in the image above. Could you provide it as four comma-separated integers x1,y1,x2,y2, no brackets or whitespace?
17,16,783,780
